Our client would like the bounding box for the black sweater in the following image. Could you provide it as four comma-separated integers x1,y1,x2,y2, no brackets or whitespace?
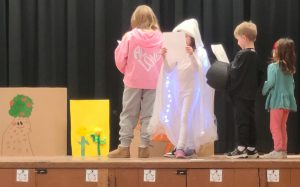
227,48,263,100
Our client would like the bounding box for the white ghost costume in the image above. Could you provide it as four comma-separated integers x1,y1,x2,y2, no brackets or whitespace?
148,19,217,152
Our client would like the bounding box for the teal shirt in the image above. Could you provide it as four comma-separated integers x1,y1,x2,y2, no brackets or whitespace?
262,62,297,111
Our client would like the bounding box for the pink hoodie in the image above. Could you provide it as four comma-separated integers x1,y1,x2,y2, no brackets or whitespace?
115,28,163,89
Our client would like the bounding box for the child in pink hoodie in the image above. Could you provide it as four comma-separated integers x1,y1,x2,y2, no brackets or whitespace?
108,5,163,158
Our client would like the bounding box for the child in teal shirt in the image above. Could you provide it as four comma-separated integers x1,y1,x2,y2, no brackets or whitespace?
261,38,297,159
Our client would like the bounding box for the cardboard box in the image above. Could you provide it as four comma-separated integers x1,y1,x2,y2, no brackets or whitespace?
0,87,67,156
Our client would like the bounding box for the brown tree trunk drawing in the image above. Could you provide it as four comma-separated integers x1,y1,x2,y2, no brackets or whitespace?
1,117,33,156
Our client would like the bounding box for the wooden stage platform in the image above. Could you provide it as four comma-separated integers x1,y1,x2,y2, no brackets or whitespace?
1,155,300,187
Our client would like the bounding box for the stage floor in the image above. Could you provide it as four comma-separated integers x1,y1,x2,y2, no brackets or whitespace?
1,155,300,187
1,154,300,168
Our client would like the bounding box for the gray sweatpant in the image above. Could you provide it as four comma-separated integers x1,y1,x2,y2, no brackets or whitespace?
119,86,156,147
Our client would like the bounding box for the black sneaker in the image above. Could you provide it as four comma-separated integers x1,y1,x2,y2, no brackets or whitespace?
225,148,247,159
164,148,176,158
246,148,259,158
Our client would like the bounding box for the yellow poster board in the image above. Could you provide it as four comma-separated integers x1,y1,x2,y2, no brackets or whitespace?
70,100,109,156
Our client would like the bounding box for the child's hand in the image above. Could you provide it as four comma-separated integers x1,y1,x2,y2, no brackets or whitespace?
161,47,167,59
186,46,194,55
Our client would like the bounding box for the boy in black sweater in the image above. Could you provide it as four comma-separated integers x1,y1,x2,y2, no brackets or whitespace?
226,21,262,159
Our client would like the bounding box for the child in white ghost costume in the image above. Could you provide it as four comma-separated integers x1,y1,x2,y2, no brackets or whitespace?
148,19,217,158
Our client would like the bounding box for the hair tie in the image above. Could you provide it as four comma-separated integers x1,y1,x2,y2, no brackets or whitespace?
273,41,277,50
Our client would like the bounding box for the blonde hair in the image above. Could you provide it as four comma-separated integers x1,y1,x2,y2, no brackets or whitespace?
130,5,160,30
234,21,257,41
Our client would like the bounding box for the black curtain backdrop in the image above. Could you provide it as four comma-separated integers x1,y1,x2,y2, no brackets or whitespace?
0,0,299,154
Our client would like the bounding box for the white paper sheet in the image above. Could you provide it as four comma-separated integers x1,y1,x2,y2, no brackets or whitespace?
163,32,186,63
211,44,230,63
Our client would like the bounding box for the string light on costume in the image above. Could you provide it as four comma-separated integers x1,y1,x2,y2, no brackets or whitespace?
165,76,170,88
164,115,169,123
162,75,173,124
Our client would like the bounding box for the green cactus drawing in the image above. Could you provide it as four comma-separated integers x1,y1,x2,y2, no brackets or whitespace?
91,133,106,156
78,136,89,157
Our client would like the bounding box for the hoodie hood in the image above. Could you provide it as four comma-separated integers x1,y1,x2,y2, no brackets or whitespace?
173,18,204,48
130,28,163,48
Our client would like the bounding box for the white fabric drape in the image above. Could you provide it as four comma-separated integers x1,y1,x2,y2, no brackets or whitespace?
148,19,218,152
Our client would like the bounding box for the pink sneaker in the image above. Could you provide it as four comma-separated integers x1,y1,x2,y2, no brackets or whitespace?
175,149,186,159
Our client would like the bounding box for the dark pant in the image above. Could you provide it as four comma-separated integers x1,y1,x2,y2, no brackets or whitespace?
232,97,256,147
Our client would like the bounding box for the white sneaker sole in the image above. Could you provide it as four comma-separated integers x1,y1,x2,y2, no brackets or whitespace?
247,153,259,158
226,153,248,159
163,153,175,158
